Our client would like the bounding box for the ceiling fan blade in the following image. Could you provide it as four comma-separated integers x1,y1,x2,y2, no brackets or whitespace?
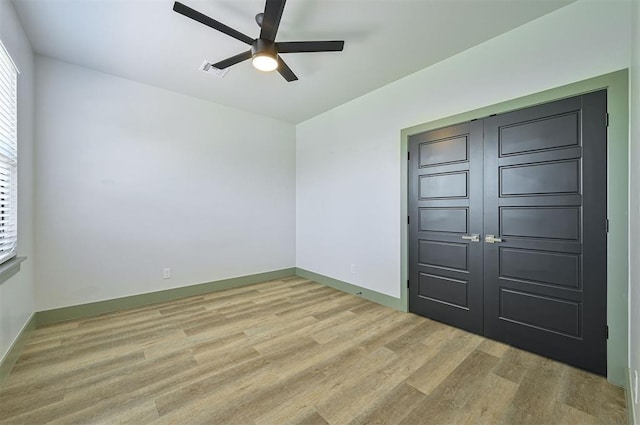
212,51,252,69
277,41,345,53
260,0,286,42
277,57,298,82
173,2,254,45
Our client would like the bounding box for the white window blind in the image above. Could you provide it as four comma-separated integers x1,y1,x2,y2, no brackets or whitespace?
0,41,17,265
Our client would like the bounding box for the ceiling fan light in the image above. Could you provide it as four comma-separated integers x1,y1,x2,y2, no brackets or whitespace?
252,54,278,72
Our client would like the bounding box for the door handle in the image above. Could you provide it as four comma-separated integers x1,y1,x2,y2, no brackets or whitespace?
485,234,503,244
461,234,480,242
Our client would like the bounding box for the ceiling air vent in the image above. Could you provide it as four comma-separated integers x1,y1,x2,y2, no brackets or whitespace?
199,60,229,78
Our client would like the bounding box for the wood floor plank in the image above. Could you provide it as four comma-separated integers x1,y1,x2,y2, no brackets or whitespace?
509,354,566,417
0,383,65,421
347,383,426,425
492,346,541,384
176,368,328,425
399,350,500,425
476,338,510,359
255,346,399,425
154,336,319,417
558,365,627,425
404,329,483,395
450,370,519,425
293,411,330,425
317,342,438,424
551,403,598,425
0,278,626,425
1,350,146,393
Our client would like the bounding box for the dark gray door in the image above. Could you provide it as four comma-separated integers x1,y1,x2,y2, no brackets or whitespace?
408,121,484,334
483,91,607,375
408,90,608,375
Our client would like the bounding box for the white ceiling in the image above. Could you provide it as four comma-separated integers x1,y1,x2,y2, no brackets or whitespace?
13,0,574,123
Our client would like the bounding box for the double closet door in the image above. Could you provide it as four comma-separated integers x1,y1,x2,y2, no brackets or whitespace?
408,90,607,375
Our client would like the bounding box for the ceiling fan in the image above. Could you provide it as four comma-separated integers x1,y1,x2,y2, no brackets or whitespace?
173,0,345,82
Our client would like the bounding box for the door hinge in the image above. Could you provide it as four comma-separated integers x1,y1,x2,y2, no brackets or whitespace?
408,152,410,161
407,279,410,288
606,325,609,339
407,216,410,224
606,113,609,127
606,219,610,233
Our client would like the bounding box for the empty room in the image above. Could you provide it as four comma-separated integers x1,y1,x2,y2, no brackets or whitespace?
0,0,639,423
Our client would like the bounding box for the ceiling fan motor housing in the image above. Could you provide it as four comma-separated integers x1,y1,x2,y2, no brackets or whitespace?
251,39,277,59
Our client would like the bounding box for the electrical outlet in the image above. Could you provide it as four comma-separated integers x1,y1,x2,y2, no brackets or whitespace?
350,264,356,274
163,268,171,279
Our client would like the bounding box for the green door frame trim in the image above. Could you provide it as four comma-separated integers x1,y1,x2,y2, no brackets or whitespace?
399,69,629,387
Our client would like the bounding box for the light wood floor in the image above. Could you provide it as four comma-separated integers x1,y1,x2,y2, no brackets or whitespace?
0,277,626,425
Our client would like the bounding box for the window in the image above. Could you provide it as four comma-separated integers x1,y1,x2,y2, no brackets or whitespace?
0,41,17,266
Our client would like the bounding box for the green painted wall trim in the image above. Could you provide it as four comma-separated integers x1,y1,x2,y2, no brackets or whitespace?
295,268,407,312
0,313,36,388
36,268,296,325
400,69,629,386
628,369,637,425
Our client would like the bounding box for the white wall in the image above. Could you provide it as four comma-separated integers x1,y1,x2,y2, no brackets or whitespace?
629,0,640,420
0,0,35,362
297,0,630,297
34,57,295,310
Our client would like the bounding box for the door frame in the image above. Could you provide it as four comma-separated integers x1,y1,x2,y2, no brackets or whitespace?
400,69,628,386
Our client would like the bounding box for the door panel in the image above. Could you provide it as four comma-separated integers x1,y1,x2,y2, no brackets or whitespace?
419,207,468,233
499,248,580,289
419,136,468,165
419,240,468,271
500,207,581,240
419,172,468,199
483,91,607,375
500,160,580,195
498,111,580,155
498,288,581,337
418,273,469,308
409,121,484,334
